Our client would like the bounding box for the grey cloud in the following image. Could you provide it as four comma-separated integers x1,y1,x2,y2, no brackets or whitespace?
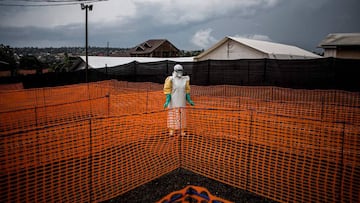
131,0,283,25
0,24,84,47
1,0,359,51
193,0,360,51
251,0,360,50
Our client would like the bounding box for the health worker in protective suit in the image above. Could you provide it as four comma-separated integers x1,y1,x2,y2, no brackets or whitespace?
163,64,194,135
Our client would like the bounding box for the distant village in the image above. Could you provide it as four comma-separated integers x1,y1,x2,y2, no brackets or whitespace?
0,41,203,76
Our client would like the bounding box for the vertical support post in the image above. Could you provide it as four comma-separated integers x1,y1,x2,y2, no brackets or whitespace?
247,60,250,85
263,58,267,85
146,90,149,113
34,106,38,126
207,60,211,85
85,6,88,83
338,121,346,202
81,3,93,118
88,118,93,203
166,60,169,75
246,109,254,190
321,96,325,121
179,107,182,167
81,3,93,83
35,88,39,126
105,64,108,79
107,93,110,117
134,61,137,82
42,87,46,124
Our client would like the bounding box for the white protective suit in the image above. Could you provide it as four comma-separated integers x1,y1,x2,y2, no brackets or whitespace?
163,64,193,130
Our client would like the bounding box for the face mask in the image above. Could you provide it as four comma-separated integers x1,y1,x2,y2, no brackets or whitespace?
176,71,183,77
173,71,183,77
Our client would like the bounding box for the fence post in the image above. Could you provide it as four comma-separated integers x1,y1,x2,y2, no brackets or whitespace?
166,60,169,75
179,108,183,167
134,61,137,82
146,90,149,113
107,93,110,117
238,95,241,109
42,88,47,123
338,121,346,202
247,60,250,85
34,106,38,126
320,96,325,121
88,118,93,202
207,60,211,85
105,64,108,79
263,58,267,85
246,109,254,190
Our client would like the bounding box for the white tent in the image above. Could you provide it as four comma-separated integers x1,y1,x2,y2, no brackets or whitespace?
195,36,322,61
75,56,194,70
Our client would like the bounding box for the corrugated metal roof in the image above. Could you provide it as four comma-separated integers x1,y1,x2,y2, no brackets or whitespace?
129,39,179,55
318,33,360,47
78,56,194,69
228,36,321,58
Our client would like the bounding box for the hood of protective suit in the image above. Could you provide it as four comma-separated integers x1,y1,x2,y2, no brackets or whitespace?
173,64,183,78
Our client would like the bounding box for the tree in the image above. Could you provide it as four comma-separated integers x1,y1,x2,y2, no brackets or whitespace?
19,55,43,74
0,44,17,76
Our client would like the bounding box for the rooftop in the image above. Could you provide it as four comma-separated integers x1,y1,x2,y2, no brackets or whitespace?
229,36,320,58
318,33,360,47
196,36,321,59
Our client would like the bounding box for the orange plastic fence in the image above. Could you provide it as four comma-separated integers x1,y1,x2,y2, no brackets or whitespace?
185,109,359,202
0,83,23,91
1,80,359,202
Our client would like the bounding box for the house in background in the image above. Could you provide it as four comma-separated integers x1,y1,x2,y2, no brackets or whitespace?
0,60,11,77
194,36,321,61
318,33,360,59
129,39,181,57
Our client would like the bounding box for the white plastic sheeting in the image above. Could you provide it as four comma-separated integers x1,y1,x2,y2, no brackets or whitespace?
78,56,194,69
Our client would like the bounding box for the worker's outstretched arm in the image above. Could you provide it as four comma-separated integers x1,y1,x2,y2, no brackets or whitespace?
164,94,171,108
186,93,194,106
185,79,194,106
163,77,172,108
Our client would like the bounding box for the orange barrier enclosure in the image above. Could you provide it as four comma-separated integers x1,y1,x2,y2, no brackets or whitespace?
1,80,359,202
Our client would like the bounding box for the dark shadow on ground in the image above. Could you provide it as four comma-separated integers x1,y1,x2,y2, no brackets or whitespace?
102,168,278,203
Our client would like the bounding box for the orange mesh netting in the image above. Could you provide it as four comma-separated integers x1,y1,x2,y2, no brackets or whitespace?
0,83,23,91
1,80,359,202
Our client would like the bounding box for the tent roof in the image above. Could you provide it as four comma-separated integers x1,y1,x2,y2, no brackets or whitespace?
318,33,360,47
78,56,194,69
196,36,321,59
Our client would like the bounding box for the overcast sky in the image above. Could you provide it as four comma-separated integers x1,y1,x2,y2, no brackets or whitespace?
0,0,359,52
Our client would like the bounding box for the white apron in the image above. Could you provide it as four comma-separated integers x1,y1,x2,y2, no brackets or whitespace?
167,75,189,130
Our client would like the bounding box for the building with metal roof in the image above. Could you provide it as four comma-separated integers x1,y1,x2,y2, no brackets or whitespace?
318,33,360,59
129,39,181,57
194,36,321,61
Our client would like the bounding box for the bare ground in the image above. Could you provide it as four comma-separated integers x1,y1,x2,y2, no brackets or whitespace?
102,168,278,203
